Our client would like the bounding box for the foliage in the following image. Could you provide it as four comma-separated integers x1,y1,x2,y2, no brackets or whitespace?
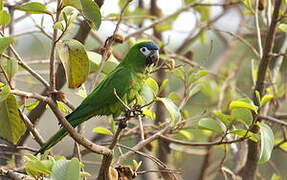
0,0,286,180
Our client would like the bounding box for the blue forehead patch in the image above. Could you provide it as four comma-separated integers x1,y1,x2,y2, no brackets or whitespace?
140,41,159,50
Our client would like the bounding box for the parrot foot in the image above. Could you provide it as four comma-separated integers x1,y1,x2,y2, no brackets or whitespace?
114,116,128,129
114,104,145,129
124,104,144,118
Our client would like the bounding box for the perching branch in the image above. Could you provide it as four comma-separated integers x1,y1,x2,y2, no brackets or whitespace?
115,125,171,165
10,89,112,156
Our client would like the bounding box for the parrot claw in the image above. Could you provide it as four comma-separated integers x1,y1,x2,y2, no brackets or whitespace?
124,104,144,118
114,116,128,129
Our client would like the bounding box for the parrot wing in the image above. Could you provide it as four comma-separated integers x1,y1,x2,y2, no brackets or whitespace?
66,66,132,123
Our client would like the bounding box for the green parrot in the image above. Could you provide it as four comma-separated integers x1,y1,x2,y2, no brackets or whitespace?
36,41,159,154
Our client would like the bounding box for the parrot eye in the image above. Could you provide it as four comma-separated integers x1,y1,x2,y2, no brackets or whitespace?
139,47,151,56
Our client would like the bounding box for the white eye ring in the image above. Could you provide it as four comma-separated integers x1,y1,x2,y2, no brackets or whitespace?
140,47,151,56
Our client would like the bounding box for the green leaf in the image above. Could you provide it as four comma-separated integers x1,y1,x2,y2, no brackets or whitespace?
173,68,184,81
57,40,89,88
57,101,71,114
24,156,53,177
251,59,257,84
213,110,233,126
258,122,274,163
145,77,159,95
132,160,142,171
242,0,253,11
260,94,273,107
195,6,210,21
178,130,193,140
188,70,209,84
142,109,155,120
158,97,181,124
198,118,223,133
168,92,180,101
0,10,11,27
140,83,154,103
50,159,81,180
54,21,65,31
0,84,10,102
19,2,50,14
63,0,82,10
271,174,281,180
0,95,26,144
230,129,257,142
76,85,87,98
0,0,2,10
231,108,253,126
229,98,258,112
5,58,18,80
79,0,101,29
159,79,169,93
25,101,40,110
92,127,113,135
56,7,78,32
87,51,119,74
0,37,13,54
80,171,91,178
64,158,80,180
278,24,287,32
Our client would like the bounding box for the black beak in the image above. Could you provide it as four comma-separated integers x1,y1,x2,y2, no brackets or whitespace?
146,50,159,66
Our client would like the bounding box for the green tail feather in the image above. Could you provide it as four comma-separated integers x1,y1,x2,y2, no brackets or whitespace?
35,128,68,155
35,116,87,155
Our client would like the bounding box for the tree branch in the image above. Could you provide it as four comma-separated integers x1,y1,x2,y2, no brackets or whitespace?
240,1,283,179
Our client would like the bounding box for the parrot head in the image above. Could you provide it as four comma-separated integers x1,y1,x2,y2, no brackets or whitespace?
137,41,159,66
122,41,159,72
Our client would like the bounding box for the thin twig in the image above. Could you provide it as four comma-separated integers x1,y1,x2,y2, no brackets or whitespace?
137,115,145,141
258,115,287,127
214,29,260,58
255,0,263,58
10,89,112,155
6,42,50,88
115,125,171,165
49,0,62,92
18,110,45,146
241,1,283,179
0,168,34,180
126,1,241,39
159,135,246,147
0,144,37,152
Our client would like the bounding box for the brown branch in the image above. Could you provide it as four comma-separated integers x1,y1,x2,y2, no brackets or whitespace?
159,135,246,147
18,110,45,146
114,125,171,165
7,43,50,88
0,144,37,152
10,89,112,155
213,29,260,58
253,0,282,102
126,1,241,39
240,1,283,180
0,168,34,180
49,0,62,92
258,115,287,127
176,11,227,54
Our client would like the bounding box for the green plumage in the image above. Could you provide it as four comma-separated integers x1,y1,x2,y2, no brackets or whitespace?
36,41,159,154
